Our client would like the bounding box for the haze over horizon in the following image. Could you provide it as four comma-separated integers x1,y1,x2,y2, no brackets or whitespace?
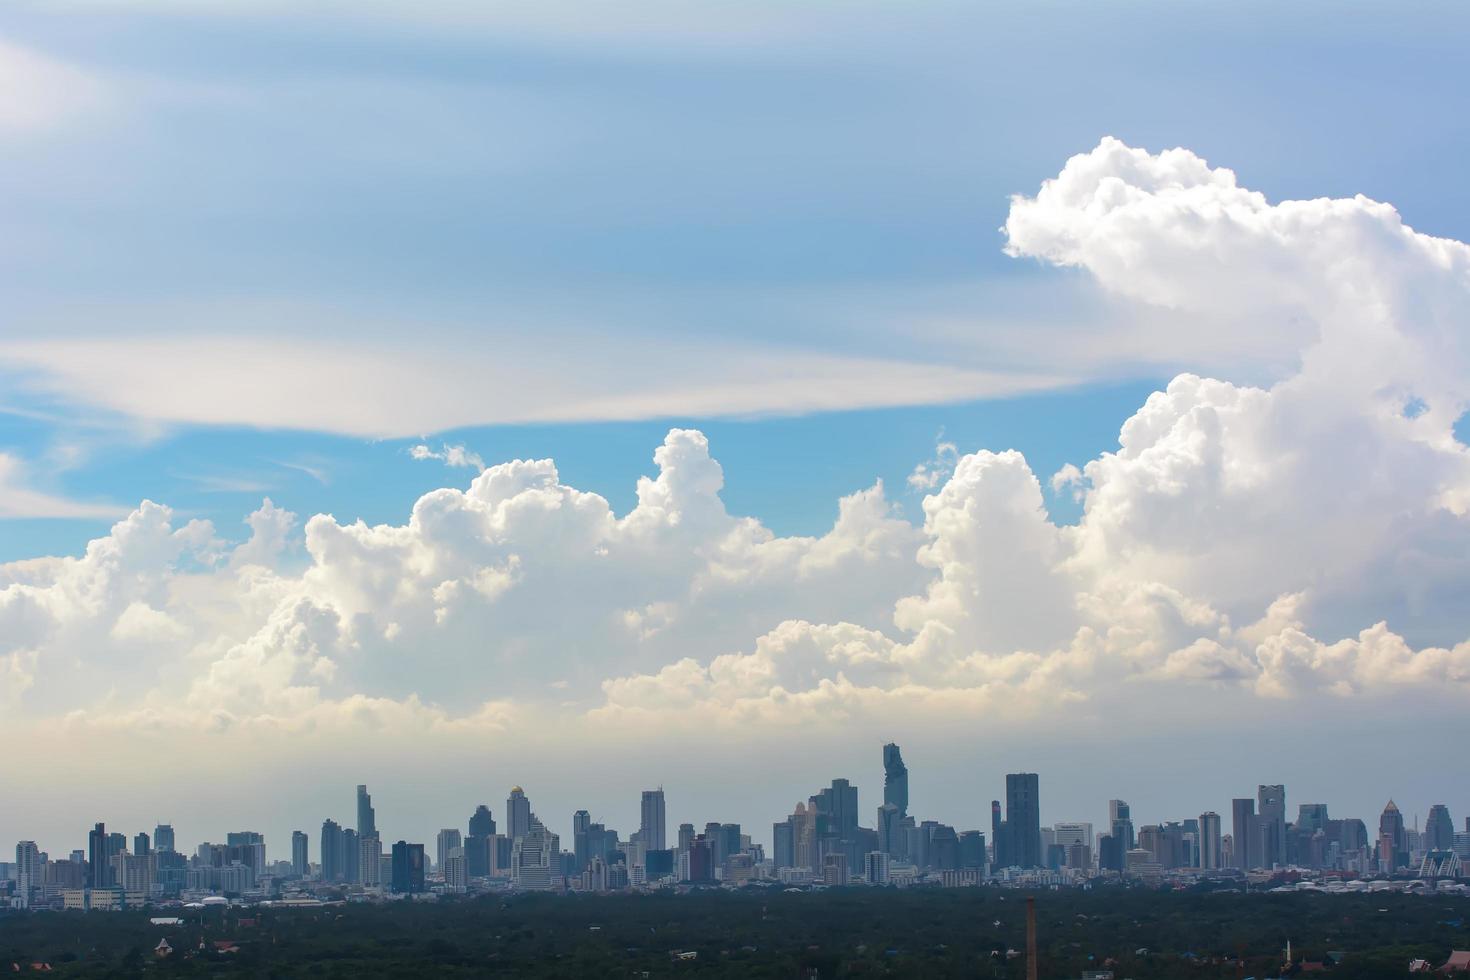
2,1,1469,857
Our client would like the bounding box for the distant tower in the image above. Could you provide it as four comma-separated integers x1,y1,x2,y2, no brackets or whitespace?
1425,805,1455,850
1109,800,1135,850
507,787,532,841
1198,812,1223,870
1257,785,1286,867
357,784,377,839
882,743,909,818
321,819,344,882
153,824,176,853
466,805,497,878
436,829,462,873
291,831,309,876
87,823,108,888
1379,800,1407,869
1231,798,1256,870
640,789,667,851
1005,773,1041,868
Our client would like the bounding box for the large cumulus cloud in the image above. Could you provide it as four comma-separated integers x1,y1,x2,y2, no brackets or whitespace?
3,138,1469,748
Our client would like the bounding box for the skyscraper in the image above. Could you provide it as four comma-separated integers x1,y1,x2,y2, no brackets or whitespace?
814,778,859,838
390,841,425,894
1425,805,1455,850
291,830,309,877
990,800,1005,870
357,784,376,839
876,803,904,857
1379,800,1407,870
1199,811,1223,870
640,789,667,851
87,823,109,888
506,787,531,841
436,829,462,873
1231,798,1256,870
359,835,382,887
1004,773,1041,868
133,832,150,857
321,819,345,882
1257,784,1286,868
572,810,592,873
15,841,41,906
1109,800,1135,851
882,743,909,818
153,824,175,853
466,805,496,878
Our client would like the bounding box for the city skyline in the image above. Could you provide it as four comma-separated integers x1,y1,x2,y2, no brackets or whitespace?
3,1,1470,867
9,746,1466,877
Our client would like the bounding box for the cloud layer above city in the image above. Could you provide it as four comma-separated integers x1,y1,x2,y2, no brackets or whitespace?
5,137,1468,818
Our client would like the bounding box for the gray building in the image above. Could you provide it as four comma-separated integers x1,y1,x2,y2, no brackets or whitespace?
882,743,908,818
640,789,667,851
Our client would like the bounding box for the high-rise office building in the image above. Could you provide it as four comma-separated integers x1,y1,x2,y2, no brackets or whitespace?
1379,800,1407,869
1425,805,1455,850
87,823,109,889
990,800,1005,870
15,841,41,906
507,787,531,841
153,824,175,853
876,803,903,857
359,835,383,887
772,819,795,868
883,743,909,818
357,785,376,839
227,832,266,879
291,831,309,876
687,835,713,883
344,828,360,883
1257,785,1286,868
1199,812,1223,869
436,829,462,873
466,805,496,878
390,841,425,894
640,790,667,851
1297,803,1329,835
1231,798,1256,870
1109,800,1135,851
572,810,592,873
1004,773,1041,868
321,819,345,882
1053,822,1093,850
133,832,150,857
813,778,859,839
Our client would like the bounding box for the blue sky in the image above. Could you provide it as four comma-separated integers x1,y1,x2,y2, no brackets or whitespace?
5,0,1470,560
4,2,1470,852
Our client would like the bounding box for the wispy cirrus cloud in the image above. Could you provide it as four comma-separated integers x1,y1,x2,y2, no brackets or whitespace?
0,452,123,519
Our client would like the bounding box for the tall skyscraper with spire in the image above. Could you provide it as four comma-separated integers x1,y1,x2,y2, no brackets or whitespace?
882,743,908,818
357,784,376,839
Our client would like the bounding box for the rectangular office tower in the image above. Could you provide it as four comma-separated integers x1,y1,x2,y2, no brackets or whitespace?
640,789,667,851
1005,773,1042,869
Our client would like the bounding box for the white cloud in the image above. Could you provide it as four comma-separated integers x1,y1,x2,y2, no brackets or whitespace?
410,443,486,471
906,435,958,491
0,333,1066,438
1,140,1468,821
0,451,125,519
0,39,106,135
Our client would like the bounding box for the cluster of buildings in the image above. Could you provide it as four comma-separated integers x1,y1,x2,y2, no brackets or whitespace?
5,746,1467,910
